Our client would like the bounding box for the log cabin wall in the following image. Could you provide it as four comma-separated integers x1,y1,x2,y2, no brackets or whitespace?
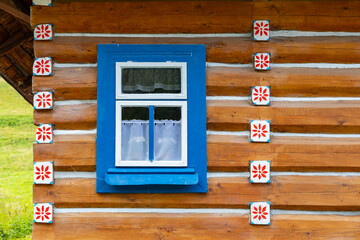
31,1,360,239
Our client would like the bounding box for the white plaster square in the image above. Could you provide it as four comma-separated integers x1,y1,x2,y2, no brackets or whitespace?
34,162,54,184
250,202,271,225
250,120,270,142
250,161,270,183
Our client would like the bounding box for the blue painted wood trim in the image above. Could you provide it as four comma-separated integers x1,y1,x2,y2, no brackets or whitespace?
96,44,207,193
107,168,196,174
105,172,199,186
149,105,154,161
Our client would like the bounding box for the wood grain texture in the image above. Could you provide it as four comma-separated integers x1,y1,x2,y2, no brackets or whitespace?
34,176,360,210
32,213,360,240
207,67,360,97
35,134,360,172
207,100,360,133
33,36,360,63
32,67,97,100
33,103,96,130
31,1,360,33
33,134,96,171
32,67,360,100
33,101,360,133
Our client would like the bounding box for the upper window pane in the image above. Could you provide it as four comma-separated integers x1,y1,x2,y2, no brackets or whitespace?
122,68,181,94
116,62,187,99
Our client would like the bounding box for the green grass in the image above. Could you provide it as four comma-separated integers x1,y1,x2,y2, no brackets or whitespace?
0,79,35,239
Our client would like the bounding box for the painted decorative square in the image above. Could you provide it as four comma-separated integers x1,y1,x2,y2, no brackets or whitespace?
33,57,52,76
34,162,53,184
250,202,271,225
32,0,51,6
36,124,53,144
254,53,270,71
250,161,270,183
34,92,53,110
34,24,53,40
253,20,270,41
250,120,270,142
252,86,270,106
34,203,53,223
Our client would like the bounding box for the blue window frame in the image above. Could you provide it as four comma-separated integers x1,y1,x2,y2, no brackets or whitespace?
97,44,207,193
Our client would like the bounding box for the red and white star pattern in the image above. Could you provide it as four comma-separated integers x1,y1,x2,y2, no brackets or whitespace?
252,86,270,105
34,24,53,40
34,203,53,223
34,92,53,110
33,57,52,76
36,124,53,144
253,20,270,41
250,161,270,183
250,120,270,142
250,202,270,225
254,53,270,70
34,162,53,184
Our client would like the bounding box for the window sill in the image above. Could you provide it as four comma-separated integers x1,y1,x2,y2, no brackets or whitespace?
105,168,199,186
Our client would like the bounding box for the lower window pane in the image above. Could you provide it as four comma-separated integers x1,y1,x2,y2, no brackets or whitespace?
154,107,181,161
121,107,149,161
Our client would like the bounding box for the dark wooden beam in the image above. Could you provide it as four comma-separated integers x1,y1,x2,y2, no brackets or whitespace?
0,30,30,57
0,2,30,23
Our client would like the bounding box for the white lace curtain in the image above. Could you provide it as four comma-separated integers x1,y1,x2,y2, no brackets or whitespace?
121,120,181,161
122,68,181,93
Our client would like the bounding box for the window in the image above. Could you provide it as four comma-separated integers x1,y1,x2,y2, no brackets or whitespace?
97,44,206,193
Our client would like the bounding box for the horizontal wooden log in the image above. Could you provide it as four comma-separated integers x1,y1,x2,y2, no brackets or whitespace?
33,103,97,130
208,135,360,172
32,67,97,100
34,101,360,133
33,134,96,171
207,100,360,133
31,1,360,33
32,213,360,240
32,67,360,100
35,134,360,172
34,176,360,210
207,67,360,97
34,36,360,64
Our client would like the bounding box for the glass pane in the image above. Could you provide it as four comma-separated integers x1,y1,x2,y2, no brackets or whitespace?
121,107,149,161
122,68,181,94
154,107,182,161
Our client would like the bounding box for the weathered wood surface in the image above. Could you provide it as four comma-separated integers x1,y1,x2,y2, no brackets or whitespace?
33,67,97,100
33,101,360,133
32,213,360,240
33,103,97,130
207,100,360,133
34,176,360,210
33,134,360,172
33,67,360,100
31,1,360,33
34,36,360,64
33,134,96,172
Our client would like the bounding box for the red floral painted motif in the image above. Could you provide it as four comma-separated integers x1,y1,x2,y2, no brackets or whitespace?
35,93,52,108
34,59,51,75
252,164,268,180
36,125,52,142
254,22,269,37
253,87,269,103
252,123,268,139
35,25,51,39
35,205,51,221
35,165,51,181
255,54,270,69
252,205,268,221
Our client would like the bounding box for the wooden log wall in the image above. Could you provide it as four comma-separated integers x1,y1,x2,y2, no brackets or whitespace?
31,1,360,239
